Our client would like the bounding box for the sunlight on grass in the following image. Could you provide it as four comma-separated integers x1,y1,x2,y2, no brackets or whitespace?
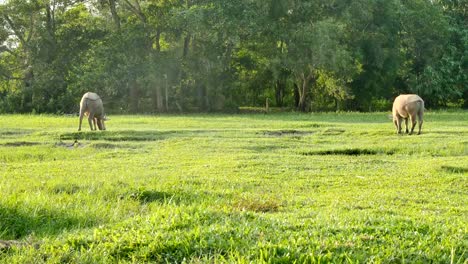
0,112,467,263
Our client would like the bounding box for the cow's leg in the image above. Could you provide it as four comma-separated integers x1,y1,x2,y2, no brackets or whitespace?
417,111,423,135
96,118,103,130
409,114,417,135
394,116,402,134
78,111,85,131
88,113,95,130
101,120,106,130
404,118,409,134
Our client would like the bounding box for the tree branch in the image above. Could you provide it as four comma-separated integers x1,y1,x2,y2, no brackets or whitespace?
123,0,146,23
108,0,121,30
25,11,35,44
3,15,27,48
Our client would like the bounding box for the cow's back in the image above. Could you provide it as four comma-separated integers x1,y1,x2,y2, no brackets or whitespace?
393,94,424,118
80,92,104,117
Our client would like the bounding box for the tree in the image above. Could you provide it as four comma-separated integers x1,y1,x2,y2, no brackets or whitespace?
0,0,465,113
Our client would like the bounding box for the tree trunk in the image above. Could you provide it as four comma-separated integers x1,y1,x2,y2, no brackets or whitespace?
155,29,161,52
293,83,300,108
183,34,191,58
176,33,191,112
45,4,57,53
153,85,164,112
297,74,307,112
197,84,206,111
129,80,140,113
296,72,315,112
165,75,169,111
108,0,121,31
275,79,285,107
463,89,468,109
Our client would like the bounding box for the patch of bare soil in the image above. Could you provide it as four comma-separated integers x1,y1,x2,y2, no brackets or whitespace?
55,140,85,149
0,240,25,251
0,130,33,137
323,128,346,135
261,130,315,136
302,148,395,156
2,141,41,147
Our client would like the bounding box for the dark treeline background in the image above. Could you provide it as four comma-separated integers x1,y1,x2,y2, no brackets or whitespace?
0,0,466,113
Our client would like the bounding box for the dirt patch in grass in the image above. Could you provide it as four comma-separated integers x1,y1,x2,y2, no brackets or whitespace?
50,184,82,194
91,142,131,149
441,166,468,174
345,205,372,211
0,130,33,137
55,140,85,149
261,130,315,137
233,197,281,213
429,131,468,135
1,141,41,147
0,240,28,251
244,145,285,152
60,130,172,142
300,123,325,128
55,141,134,150
323,128,346,135
122,189,176,204
302,148,394,156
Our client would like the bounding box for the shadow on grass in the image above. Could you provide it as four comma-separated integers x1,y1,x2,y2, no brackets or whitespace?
302,148,395,156
1,141,41,147
128,190,173,204
323,128,346,135
59,130,227,142
244,145,285,153
49,184,82,194
59,130,174,142
260,130,315,137
90,142,135,149
441,166,468,174
120,189,192,205
0,204,98,240
0,129,34,137
428,131,468,135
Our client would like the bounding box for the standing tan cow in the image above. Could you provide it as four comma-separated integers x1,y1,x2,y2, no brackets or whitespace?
392,94,424,135
78,92,108,131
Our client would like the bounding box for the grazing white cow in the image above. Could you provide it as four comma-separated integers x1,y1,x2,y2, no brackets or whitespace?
392,94,424,135
78,92,108,131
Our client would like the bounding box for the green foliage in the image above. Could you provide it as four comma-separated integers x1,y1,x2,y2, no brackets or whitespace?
0,0,466,113
0,113,467,262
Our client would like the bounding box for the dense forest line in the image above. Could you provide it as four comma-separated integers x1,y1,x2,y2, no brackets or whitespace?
0,0,466,113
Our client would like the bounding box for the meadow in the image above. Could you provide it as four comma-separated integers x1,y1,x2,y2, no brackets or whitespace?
0,112,467,263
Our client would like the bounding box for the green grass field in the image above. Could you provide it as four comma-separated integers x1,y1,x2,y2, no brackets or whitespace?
0,112,467,263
